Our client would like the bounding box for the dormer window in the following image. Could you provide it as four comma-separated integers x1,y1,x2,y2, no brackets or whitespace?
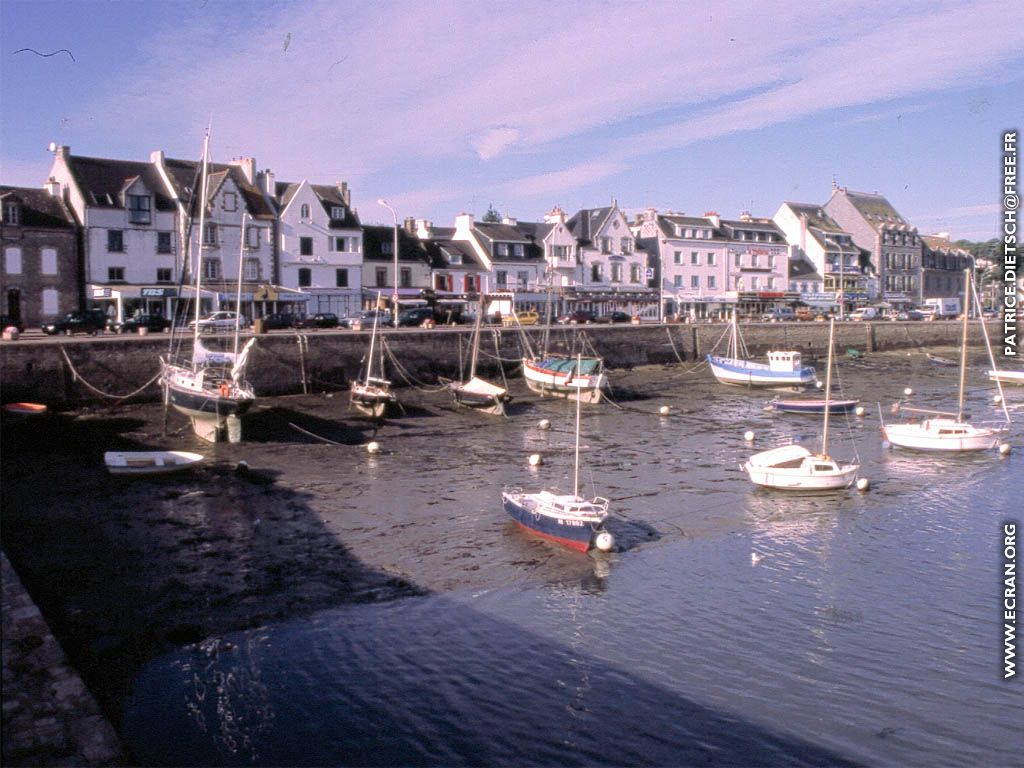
496,243,509,257
300,203,310,220
2,201,20,225
450,253,462,265
221,192,237,213
128,194,151,224
514,244,524,258
331,206,345,220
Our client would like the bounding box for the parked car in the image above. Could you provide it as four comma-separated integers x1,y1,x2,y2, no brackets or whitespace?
593,311,631,324
795,308,816,321
347,309,392,330
981,307,999,319
895,309,925,321
0,314,24,333
848,307,879,322
760,307,795,322
110,314,172,334
189,311,249,331
294,312,340,329
41,309,108,336
260,312,296,330
556,310,596,325
397,306,436,327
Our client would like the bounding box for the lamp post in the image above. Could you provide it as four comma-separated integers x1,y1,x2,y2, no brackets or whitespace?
377,198,399,327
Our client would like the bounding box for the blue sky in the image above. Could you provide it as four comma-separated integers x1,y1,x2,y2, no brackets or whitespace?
2,0,1022,239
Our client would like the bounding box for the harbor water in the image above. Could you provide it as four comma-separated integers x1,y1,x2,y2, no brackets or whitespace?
5,349,1021,765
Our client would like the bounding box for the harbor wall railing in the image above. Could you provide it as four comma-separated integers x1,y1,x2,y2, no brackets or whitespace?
0,320,1001,408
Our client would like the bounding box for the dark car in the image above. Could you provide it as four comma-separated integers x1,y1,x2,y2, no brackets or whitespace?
110,314,172,334
397,306,436,327
0,314,24,333
294,312,340,329
895,309,925,321
594,311,631,324
556,310,597,325
41,309,108,336
261,313,296,330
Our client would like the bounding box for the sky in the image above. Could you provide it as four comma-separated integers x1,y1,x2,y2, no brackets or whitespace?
2,0,1022,240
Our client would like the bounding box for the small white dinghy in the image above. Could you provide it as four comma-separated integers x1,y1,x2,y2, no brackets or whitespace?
104,451,204,475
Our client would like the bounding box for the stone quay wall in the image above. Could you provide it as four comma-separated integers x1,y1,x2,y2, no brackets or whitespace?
0,320,995,408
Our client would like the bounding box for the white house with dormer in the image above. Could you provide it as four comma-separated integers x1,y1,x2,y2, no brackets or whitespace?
275,180,362,316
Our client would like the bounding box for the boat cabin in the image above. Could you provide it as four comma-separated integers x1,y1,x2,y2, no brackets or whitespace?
767,351,805,373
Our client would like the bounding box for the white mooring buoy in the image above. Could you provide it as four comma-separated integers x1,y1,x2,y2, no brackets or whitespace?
994,394,1003,405
594,530,615,552
367,441,381,454
538,419,551,430
659,405,671,416
856,477,870,492
999,443,1012,456
855,406,866,417
903,387,914,397
528,453,543,466
744,430,755,442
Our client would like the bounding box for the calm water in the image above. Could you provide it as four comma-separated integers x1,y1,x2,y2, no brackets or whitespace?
122,351,1022,766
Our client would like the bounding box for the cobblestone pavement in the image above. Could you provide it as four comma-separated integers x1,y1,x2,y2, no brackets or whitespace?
2,551,124,766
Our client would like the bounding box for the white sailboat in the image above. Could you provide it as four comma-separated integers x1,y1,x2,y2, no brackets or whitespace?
446,300,510,415
743,318,860,490
502,355,615,551
881,269,1010,452
161,129,255,442
707,312,816,388
350,292,397,418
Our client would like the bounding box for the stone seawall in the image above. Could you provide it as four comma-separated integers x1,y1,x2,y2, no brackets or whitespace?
0,321,994,408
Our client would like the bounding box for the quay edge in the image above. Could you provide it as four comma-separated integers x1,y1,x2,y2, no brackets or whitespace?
0,321,999,409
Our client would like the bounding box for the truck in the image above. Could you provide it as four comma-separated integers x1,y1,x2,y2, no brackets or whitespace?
923,297,961,319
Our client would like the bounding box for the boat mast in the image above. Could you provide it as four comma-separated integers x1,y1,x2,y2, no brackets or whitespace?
821,317,835,457
957,268,971,422
366,291,381,386
234,213,248,357
542,266,554,356
730,311,738,359
190,129,211,372
468,298,482,379
574,353,582,497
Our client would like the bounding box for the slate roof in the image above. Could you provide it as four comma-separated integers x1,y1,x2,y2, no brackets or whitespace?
0,186,75,228
162,157,276,219
656,214,725,240
512,221,554,242
838,189,913,231
783,202,860,255
566,206,615,243
423,238,485,270
472,222,532,244
310,184,360,228
788,257,822,281
63,155,177,211
362,225,431,264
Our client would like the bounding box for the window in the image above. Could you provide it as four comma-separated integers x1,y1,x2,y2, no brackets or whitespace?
299,237,313,256
751,276,759,289
108,266,125,281
3,202,19,225
450,252,462,265
691,275,700,289
300,203,310,220
673,275,682,288
514,244,525,258
336,269,348,288
157,268,172,283
298,267,312,287
246,227,260,249
553,245,569,261
707,252,715,266
684,228,692,238
42,288,58,315
621,237,632,254
630,263,642,282
751,254,759,267
381,241,393,255
735,254,741,267
221,192,237,212
767,255,774,268
203,223,217,246
157,231,173,254
108,229,124,252
611,263,622,283
496,270,508,288
767,277,775,289
331,206,345,220
375,268,387,287
691,251,700,265
496,243,509,258
600,237,611,254
41,248,57,275
694,230,703,239
400,268,412,288
515,271,527,289
5,246,22,274
707,275,716,289
674,251,682,264
331,236,348,252
127,194,151,224
244,258,260,281
203,259,221,280
591,263,603,282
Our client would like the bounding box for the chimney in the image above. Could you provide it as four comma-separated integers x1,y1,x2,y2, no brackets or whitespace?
55,145,70,160
338,181,350,207
454,212,475,239
544,206,566,225
404,216,417,234
415,219,433,238
229,157,257,184
45,176,60,197
261,168,276,196
739,210,753,222
798,212,808,252
501,215,518,226
704,211,720,228
150,149,165,164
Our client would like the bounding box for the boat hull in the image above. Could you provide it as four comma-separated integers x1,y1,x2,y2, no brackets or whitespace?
450,385,509,416
707,354,816,388
882,420,1005,451
989,370,1024,385
523,357,604,403
501,492,604,552
743,461,859,490
769,398,858,414
350,382,395,418
104,451,203,476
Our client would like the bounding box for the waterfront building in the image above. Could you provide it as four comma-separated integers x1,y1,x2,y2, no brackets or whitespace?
275,180,362,317
824,185,923,309
787,256,826,309
566,201,656,317
360,224,434,312
411,220,487,301
773,202,872,314
715,212,793,318
921,234,972,306
0,184,79,328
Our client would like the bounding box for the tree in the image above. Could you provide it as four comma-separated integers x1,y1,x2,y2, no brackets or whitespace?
482,204,502,223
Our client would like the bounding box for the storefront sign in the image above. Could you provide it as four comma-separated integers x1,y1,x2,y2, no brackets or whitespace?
141,287,177,298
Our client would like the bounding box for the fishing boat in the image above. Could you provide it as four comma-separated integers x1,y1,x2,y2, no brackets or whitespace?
446,303,510,415
161,129,255,442
988,369,1024,386
502,355,615,552
767,397,859,415
881,270,1010,451
104,451,203,476
743,318,860,490
350,293,397,418
707,313,816,388
2,402,48,417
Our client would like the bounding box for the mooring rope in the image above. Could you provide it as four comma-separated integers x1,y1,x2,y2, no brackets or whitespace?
60,346,162,401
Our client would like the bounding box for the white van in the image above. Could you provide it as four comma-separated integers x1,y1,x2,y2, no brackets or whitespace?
849,307,879,322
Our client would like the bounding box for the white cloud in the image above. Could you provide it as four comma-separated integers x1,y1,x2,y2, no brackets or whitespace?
470,127,520,161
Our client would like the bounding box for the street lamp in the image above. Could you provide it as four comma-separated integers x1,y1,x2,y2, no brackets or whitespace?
377,198,399,327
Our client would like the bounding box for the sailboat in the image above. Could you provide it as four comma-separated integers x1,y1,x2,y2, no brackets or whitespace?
502,355,615,552
521,275,604,403
707,312,816,388
743,318,860,490
161,130,255,442
446,300,511,415
350,293,397,418
881,269,1010,451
